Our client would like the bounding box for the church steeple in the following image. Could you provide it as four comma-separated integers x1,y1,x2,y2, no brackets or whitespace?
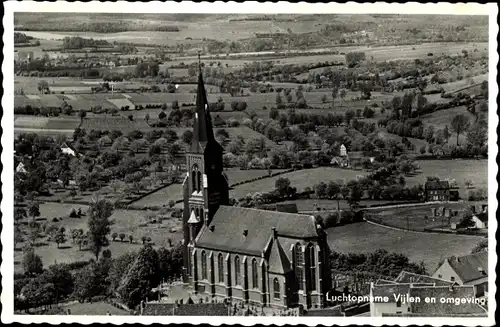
190,53,215,153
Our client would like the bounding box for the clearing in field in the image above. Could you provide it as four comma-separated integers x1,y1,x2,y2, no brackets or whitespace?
327,221,483,272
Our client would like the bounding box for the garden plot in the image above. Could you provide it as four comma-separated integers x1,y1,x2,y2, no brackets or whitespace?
107,97,136,109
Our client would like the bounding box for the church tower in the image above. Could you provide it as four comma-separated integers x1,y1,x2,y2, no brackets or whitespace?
182,59,229,282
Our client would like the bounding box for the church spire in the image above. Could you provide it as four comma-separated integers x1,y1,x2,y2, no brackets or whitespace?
190,52,215,153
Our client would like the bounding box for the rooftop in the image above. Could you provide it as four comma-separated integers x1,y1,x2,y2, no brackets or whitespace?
196,205,319,255
394,271,454,286
446,252,488,283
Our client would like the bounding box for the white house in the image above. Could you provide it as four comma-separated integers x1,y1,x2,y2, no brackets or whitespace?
471,212,488,229
16,162,27,174
432,252,488,298
60,143,76,156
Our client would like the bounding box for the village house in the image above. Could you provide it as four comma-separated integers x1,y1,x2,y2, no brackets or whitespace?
60,142,76,156
424,180,459,202
15,162,28,174
469,204,488,229
432,252,488,298
181,69,331,309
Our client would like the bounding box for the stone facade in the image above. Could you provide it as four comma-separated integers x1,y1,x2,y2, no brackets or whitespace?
181,69,331,309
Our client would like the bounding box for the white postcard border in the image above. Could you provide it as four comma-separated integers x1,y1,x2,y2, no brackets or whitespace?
2,2,498,325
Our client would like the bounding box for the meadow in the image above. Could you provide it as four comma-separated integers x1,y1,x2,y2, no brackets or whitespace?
364,202,478,232
230,167,366,199
15,202,183,273
411,159,488,191
326,221,484,272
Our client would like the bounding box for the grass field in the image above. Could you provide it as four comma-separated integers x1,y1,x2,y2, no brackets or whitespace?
326,221,484,272
130,168,289,208
365,202,476,231
410,159,487,191
57,302,130,316
278,198,414,212
15,202,183,272
130,184,183,209
231,167,366,199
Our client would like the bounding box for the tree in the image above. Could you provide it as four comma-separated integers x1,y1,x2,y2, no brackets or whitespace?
347,183,362,209
79,109,87,122
413,94,427,118
275,94,283,106
87,199,114,260
331,87,338,110
37,80,49,94
73,262,103,303
14,226,24,250
321,94,328,103
40,263,74,303
15,207,27,226
188,66,196,77
112,232,118,241
182,130,193,145
28,202,40,223
466,122,487,149
451,114,470,146
339,89,347,104
53,228,66,248
22,247,43,276
118,244,160,309
275,177,291,198
129,235,134,243
327,181,343,211
119,233,126,242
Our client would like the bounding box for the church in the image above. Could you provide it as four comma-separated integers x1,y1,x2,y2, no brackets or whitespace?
181,69,331,309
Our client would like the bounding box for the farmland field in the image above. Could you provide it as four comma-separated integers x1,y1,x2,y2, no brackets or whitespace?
411,159,488,191
365,202,481,232
15,202,183,272
231,167,366,199
130,184,183,208
326,221,484,272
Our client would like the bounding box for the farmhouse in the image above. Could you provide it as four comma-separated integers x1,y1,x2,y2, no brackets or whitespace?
16,162,28,174
424,180,459,202
468,204,488,229
432,252,488,298
182,69,331,309
60,142,76,156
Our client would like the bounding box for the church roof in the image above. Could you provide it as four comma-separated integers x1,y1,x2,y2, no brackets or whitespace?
190,71,216,153
267,238,292,275
196,206,319,255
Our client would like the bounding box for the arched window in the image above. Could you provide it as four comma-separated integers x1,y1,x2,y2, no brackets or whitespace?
294,243,304,291
200,208,204,222
273,278,280,299
252,259,258,289
191,165,199,192
307,244,316,291
218,254,224,283
201,251,207,280
195,207,200,220
197,170,202,191
235,256,241,285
